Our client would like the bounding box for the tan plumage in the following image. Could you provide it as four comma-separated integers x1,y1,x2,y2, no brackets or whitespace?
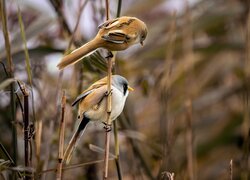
63,75,133,164
57,16,148,70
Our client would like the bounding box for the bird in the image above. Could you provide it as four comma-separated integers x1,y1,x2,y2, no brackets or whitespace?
57,16,148,70
63,75,133,164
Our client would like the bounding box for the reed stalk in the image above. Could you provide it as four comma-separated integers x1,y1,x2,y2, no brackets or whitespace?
18,82,31,180
0,1,17,179
113,1,123,179
103,0,113,179
56,91,66,180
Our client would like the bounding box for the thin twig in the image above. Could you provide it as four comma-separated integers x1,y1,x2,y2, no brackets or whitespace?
56,90,66,180
0,62,9,77
49,0,71,36
39,158,114,175
68,0,89,49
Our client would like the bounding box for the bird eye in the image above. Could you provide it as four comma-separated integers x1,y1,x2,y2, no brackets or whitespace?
123,84,128,95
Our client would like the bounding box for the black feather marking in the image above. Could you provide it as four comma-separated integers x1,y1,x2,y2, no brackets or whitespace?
123,84,128,96
101,31,129,44
98,19,119,29
71,90,94,106
78,116,90,132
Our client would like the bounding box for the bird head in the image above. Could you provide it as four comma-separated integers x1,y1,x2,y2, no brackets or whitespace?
140,27,147,46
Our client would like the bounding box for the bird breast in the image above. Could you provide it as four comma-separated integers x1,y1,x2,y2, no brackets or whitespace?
84,85,127,122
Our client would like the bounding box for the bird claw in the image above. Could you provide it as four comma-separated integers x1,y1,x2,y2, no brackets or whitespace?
102,122,112,132
105,51,113,59
105,89,113,96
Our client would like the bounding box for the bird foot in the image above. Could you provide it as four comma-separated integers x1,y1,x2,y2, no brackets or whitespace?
105,51,113,59
105,89,113,96
102,122,112,132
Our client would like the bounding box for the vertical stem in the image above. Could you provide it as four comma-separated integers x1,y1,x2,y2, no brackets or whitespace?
183,1,196,179
241,2,250,179
158,12,176,177
105,0,110,20
0,1,17,179
229,159,233,180
103,57,112,179
23,86,30,179
114,2,122,179
103,0,112,179
116,0,122,18
186,100,194,180
114,121,122,180
56,91,66,180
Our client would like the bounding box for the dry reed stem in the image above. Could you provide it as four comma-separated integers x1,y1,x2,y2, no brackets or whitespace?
185,100,194,180
229,159,233,180
35,120,42,167
242,2,250,179
103,57,113,179
0,1,18,179
113,1,122,179
56,91,66,180
114,120,122,180
103,0,113,179
19,82,31,180
183,1,196,179
157,12,176,178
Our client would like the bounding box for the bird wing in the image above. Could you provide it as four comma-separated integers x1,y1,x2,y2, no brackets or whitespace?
98,18,120,29
102,30,131,44
71,89,94,106
72,76,109,107
98,17,135,30
73,85,108,116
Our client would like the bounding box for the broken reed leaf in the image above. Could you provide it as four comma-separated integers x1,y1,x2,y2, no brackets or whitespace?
0,160,11,167
8,165,34,173
0,17,55,58
89,144,116,158
122,130,147,142
0,78,15,90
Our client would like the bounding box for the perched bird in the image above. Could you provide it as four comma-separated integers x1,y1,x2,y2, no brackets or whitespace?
57,16,147,70
63,75,133,164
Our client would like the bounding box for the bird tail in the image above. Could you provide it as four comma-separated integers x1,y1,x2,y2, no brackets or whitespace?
63,116,90,164
57,38,101,70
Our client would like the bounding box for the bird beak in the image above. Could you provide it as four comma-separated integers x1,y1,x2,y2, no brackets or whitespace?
140,41,144,46
128,86,134,91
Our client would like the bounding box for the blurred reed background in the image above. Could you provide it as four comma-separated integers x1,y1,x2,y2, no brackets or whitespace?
0,0,250,179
